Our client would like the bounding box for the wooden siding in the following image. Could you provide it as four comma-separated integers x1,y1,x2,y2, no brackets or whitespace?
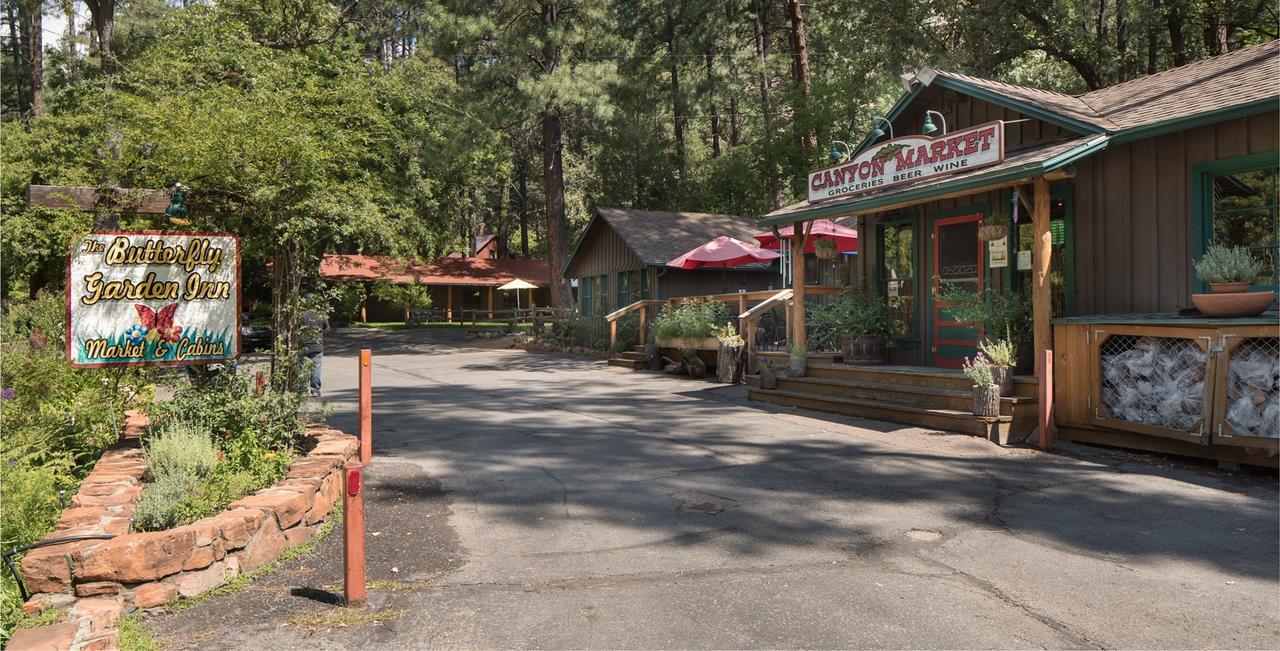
657,268,779,300
1073,110,1279,314
564,218,645,279
891,86,1073,154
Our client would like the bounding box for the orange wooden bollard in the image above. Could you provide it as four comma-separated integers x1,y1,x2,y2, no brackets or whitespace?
343,462,367,606
359,349,372,464
1039,349,1055,450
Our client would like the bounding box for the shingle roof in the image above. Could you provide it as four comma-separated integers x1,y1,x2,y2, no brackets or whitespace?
1078,39,1280,130
593,207,766,266
320,254,549,286
932,70,1118,130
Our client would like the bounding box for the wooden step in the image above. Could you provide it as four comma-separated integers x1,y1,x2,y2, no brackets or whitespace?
770,375,1035,416
607,357,646,370
804,362,1039,398
748,385,1007,439
617,351,647,361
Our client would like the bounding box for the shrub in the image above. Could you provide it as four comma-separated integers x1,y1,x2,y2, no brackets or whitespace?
134,472,200,532
0,461,63,551
978,338,1017,367
172,468,261,524
807,291,895,349
713,322,744,348
149,373,303,460
1195,244,1264,284
144,420,219,481
962,353,996,388
327,281,367,326
652,298,732,340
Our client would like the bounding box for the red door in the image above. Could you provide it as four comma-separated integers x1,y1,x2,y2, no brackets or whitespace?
932,214,984,368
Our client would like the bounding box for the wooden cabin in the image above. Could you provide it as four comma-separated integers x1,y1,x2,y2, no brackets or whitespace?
748,40,1279,466
564,208,785,316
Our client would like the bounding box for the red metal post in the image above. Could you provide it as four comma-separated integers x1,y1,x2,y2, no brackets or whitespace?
1039,349,1055,450
343,462,367,606
359,349,372,464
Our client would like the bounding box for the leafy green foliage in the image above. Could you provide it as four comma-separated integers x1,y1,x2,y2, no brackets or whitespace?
143,420,219,481
371,279,433,313
938,282,1032,344
652,298,733,340
1195,244,1265,284
326,282,368,326
963,353,997,388
807,291,896,350
978,338,1017,367
134,472,201,532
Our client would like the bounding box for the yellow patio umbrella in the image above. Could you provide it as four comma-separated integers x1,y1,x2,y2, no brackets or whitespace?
497,278,538,311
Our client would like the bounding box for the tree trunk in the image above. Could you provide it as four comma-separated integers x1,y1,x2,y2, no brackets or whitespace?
1147,0,1159,74
497,172,511,258
85,0,116,74
518,153,529,256
668,13,686,183
270,238,303,392
752,0,779,209
63,0,77,57
1167,4,1187,65
785,0,814,151
7,0,25,112
26,0,42,116
540,1,572,309
705,45,721,157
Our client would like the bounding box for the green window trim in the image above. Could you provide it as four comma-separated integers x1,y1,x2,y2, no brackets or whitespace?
875,212,921,343
1190,149,1280,292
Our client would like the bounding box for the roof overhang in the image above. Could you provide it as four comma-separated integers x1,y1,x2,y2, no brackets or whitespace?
759,135,1108,226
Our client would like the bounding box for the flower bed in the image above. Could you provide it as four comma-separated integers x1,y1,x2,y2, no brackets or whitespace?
11,418,357,651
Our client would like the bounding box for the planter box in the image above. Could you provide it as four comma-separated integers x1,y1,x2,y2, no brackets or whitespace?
655,336,720,351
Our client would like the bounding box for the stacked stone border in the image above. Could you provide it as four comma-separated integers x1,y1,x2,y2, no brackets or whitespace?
10,416,358,651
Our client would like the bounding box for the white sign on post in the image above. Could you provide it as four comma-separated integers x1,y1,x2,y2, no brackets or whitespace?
988,237,1009,268
68,233,240,367
807,121,1005,203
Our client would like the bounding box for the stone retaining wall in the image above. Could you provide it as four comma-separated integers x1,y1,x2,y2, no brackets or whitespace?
11,419,358,650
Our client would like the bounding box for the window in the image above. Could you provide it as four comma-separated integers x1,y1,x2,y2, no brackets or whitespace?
580,277,593,316
1013,187,1071,316
878,220,916,338
617,271,631,307
598,274,609,314
1195,152,1279,288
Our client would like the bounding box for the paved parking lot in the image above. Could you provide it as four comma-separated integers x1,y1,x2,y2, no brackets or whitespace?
150,328,1280,649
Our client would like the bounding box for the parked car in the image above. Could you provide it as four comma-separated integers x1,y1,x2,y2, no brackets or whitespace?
240,315,273,352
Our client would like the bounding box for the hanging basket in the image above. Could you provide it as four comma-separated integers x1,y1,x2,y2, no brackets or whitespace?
978,224,1008,242
813,240,838,260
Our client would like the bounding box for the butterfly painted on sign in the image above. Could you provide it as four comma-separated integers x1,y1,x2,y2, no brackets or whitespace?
135,303,183,343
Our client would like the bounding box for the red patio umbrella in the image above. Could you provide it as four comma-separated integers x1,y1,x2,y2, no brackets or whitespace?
754,219,858,254
668,236,782,269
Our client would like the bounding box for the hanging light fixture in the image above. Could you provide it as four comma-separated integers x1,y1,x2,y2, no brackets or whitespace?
828,140,853,164
868,116,894,143
922,110,947,136
165,183,190,225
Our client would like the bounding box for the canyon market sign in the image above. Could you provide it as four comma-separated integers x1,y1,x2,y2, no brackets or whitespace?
68,233,240,367
808,121,1005,202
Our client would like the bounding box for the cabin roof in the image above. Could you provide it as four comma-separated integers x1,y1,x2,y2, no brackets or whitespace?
583,207,766,267
320,254,549,287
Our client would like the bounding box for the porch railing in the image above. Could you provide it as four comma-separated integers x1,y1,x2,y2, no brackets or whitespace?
605,299,665,351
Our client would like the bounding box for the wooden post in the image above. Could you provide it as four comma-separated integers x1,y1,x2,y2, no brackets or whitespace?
446,286,453,322
1039,349,1055,450
360,301,367,323
791,223,811,349
738,292,747,317
609,319,618,352
487,287,494,319
359,349,372,464
1032,176,1052,378
342,462,367,606
638,305,648,345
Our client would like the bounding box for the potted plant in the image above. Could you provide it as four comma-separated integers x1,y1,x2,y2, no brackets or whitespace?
758,358,778,389
978,337,1016,395
978,211,1009,242
813,238,838,260
714,322,745,384
1191,244,1274,317
787,343,808,377
807,291,896,365
962,353,1001,417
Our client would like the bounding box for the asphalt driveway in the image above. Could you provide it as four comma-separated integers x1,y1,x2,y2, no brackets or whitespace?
149,327,1280,649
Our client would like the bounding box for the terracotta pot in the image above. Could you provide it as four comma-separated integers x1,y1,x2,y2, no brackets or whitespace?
1210,281,1250,294
972,385,1001,417
1191,290,1275,318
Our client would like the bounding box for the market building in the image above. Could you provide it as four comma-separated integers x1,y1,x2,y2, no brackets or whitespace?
749,39,1278,465
564,207,788,316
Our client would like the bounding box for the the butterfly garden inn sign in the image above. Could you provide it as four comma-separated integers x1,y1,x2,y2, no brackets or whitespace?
68,233,240,367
